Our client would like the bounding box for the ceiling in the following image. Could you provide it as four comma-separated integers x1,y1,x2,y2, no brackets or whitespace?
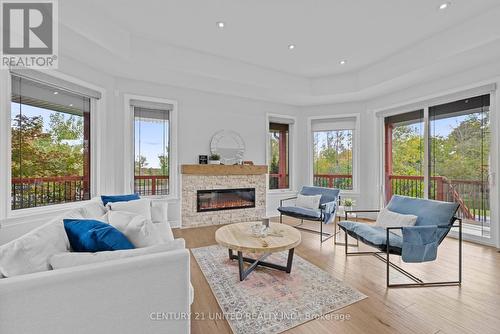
83,0,500,77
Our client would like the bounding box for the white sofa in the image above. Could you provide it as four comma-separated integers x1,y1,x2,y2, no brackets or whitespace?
0,199,192,334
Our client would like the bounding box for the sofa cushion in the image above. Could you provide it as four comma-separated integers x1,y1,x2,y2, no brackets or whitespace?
374,208,417,236
107,198,152,220
49,239,185,269
0,219,71,277
278,206,322,219
107,211,164,247
154,221,175,242
63,219,134,252
150,199,168,223
101,193,140,206
79,197,107,218
295,194,322,210
338,221,403,253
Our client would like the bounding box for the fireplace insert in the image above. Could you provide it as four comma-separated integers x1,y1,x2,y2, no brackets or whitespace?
197,188,256,212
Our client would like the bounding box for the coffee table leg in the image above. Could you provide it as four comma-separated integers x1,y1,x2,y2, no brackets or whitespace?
286,248,294,273
237,251,245,281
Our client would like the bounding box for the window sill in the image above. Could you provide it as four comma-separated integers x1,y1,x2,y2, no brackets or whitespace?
4,200,91,225
267,189,296,194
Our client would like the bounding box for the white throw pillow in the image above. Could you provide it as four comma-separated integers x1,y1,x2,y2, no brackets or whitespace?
107,198,151,220
107,211,163,247
295,194,322,210
79,197,107,218
49,239,185,270
374,208,418,236
0,219,71,277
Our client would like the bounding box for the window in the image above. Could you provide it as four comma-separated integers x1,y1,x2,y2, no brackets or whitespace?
268,122,289,189
384,94,492,239
133,102,170,196
10,75,91,210
384,110,425,200
311,117,356,190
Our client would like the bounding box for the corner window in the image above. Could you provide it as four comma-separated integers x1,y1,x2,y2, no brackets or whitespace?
133,103,170,196
11,75,92,210
268,122,289,190
311,117,357,191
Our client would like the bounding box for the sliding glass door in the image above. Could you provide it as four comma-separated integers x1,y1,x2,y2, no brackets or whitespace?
429,95,491,238
384,93,493,242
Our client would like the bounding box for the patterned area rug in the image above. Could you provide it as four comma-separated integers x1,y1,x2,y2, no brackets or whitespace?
191,245,367,334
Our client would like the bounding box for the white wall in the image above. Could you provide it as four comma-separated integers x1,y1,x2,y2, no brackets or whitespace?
0,56,300,237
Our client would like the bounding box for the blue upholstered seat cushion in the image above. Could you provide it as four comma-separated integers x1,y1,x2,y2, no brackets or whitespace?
338,221,403,253
63,219,135,252
101,194,140,206
277,206,322,220
386,195,459,242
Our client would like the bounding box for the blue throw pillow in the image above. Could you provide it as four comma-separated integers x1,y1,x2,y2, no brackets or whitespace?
63,219,135,252
101,193,140,206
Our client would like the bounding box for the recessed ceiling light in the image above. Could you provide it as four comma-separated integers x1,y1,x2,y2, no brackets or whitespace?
69,104,73,107
288,44,295,50
216,21,225,29
53,91,58,95
339,60,347,65
439,2,451,10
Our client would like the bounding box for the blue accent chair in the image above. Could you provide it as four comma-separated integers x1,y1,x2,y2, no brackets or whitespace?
277,186,340,243
338,195,462,288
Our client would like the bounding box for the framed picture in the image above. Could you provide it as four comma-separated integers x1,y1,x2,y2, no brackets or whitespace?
199,155,208,164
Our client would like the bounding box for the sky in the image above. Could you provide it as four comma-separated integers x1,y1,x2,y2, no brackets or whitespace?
134,119,169,169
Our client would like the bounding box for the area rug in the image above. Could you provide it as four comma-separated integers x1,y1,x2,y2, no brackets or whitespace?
191,245,367,334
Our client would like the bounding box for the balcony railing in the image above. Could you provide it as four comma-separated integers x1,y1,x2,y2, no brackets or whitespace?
269,173,353,190
10,175,169,210
11,176,88,210
388,175,489,223
134,175,169,196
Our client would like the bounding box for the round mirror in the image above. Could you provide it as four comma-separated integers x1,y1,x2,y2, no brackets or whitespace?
210,130,245,165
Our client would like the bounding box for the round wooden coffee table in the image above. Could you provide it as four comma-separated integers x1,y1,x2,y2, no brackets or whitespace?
215,222,301,281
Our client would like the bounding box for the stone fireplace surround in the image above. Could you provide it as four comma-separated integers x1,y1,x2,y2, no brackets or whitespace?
181,165,267,228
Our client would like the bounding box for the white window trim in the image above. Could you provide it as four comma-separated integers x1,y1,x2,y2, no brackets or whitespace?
123,94,179,200
373,80,499,247
266,113,296,193
307,113,361,195
0,70,105,222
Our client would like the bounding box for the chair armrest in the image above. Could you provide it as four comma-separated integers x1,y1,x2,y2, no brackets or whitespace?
280,196,297,207
344,209,380,220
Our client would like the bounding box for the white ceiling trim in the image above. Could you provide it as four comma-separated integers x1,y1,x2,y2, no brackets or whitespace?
58,5,500,106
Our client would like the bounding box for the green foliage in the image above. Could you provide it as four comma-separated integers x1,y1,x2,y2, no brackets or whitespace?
313,130,353,175
392,113,490,181
209,153,220,160
11,113,84,178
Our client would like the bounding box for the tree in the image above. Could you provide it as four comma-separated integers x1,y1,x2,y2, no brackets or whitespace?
158,154,169,176
135,155,148,174
11,113,83,178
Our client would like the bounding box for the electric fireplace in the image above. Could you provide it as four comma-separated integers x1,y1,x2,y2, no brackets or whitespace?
197,188,256,212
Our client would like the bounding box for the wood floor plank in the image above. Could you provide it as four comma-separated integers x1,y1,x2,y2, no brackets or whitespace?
173,217,500,334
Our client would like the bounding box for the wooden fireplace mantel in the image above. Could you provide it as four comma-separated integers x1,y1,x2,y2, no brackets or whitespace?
181,164,268,175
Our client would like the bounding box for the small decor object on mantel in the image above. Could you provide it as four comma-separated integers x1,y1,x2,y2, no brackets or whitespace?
199,155,208,164
210,130,246,165
243,160,254,165
208,153,221,165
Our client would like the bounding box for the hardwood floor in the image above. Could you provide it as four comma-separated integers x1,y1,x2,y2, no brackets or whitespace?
173,217,500,334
